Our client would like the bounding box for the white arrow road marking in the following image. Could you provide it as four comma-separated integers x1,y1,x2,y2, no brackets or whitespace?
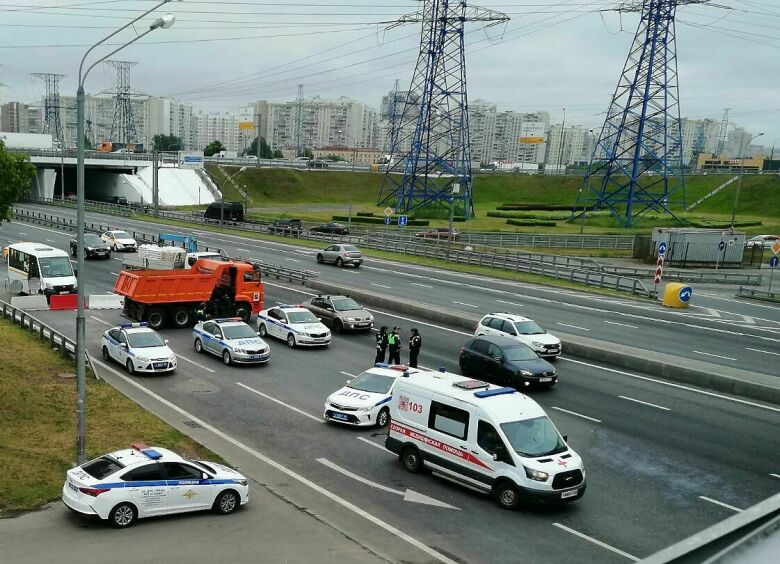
739,315,756,325
316,458,459,510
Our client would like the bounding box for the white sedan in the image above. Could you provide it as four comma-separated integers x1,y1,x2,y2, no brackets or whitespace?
101,322,177,374
62,442,249,528
193,318,271,365
101,230,137,252
257,305,331,348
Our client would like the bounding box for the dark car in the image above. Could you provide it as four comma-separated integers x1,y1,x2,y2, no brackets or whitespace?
204,201,244,222
70,232,111,260
109,196,128,205
269,218,303,235
310,222,350,235
459,335,557,389
414,227,460,240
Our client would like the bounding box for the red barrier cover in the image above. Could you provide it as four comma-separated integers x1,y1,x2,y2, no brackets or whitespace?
49,293,79,310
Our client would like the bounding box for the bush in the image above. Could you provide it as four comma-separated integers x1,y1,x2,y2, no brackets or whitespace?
686,219,762,228
356,212,374,217
497,204,574,211
506,219,557,227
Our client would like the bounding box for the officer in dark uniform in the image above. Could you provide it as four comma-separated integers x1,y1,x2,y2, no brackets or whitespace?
375,326,389,364
195,302,208,322
388,326,402,365
408,328,422,368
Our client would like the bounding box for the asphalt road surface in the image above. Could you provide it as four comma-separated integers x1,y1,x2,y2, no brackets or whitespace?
1,215,779,563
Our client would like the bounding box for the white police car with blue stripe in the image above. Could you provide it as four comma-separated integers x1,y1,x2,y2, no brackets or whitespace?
62,442,249,528
193,318,270,365
324,364,419,427
101,322,177,375
257,305,331,348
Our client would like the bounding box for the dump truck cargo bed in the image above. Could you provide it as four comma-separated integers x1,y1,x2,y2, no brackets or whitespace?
113,268,219,303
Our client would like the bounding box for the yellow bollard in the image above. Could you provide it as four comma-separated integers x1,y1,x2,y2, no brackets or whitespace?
662,283,693,308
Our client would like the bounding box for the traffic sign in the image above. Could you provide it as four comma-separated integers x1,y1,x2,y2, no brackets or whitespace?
770,256,780,268
658,241,667,256
384,207,394,217
657,256,664,267
772,241,780,255
398,215,408,226
654,275,661,285
655,266,663,278
728,239,734,247
384,217,392,225
718,241,726,252
678,286,692,303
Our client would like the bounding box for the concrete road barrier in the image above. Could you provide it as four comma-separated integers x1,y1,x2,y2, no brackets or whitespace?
87,294,124,309
10,295,49,311
306,279,780,405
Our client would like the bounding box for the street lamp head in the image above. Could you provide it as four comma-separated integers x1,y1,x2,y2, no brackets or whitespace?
150,13,175,30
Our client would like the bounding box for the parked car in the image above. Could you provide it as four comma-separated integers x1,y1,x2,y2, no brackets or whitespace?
269,218,303,235
414,227,460,240
302,294,374,332
316,244,363,268
204,201,244,222
310,222,350,235
70,232,111,260
746,234,780,248
459,335,557,389
475,312,561,359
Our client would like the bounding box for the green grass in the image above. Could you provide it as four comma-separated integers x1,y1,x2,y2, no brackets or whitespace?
0,321,222,515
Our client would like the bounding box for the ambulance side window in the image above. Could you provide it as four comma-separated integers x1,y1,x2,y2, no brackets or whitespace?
428,401,469,440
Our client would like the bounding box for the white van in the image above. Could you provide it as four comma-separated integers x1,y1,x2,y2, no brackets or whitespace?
4,242,78,299
386,371,586,509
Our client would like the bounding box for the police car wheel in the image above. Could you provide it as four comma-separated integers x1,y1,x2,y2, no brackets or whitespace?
401,446,423,473
109,502,137,528
194,338,203,353
258,324,268,337
376,408,390,428
213,490,239,515
495,482,521,510
286,334,296,348
102,346,110,362
222,350,232,365
125,359,135,375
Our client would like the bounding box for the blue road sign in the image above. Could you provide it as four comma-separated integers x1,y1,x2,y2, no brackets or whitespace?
718,241,726,252
658,241,667,256
770,256,779,268
398,215,408,226
678,286,693,303
384,217,392,225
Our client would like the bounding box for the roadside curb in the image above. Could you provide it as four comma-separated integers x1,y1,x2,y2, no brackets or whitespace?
305,279,780,405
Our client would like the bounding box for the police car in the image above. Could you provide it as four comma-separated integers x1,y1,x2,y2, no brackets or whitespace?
193,318,271,365
324,364,418,427
101,322,177,375
62,442,249,528
257,305,331,348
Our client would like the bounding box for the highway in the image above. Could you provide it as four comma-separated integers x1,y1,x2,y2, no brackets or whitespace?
1,214,779,563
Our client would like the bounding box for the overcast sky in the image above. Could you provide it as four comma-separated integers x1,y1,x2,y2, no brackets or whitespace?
1,1,778,148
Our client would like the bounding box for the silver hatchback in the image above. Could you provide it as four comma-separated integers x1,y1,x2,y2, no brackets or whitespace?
316,244,363,268
303,295,374,332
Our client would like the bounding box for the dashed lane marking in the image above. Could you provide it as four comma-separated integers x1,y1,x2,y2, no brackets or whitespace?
237,382,321,423
89,315,112,326
453,301,479,308
693,350,737,361
497,299,524,308
557,323,589,331
746,347,780,357
552,523,639,562
411,282,433,288
603,320,638,329
176,354,215,373
618,395,671,411
551,406,602,423
371,283,391,289
699,496,743,512
357,437,394,455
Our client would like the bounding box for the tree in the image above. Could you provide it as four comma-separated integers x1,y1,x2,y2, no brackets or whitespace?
204,140,225,157
83,135,93,151
272,149,284,159
0,140,36,220
246,136,273,159
152,134,182,152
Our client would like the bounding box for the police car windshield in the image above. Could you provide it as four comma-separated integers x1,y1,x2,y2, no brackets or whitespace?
126,332,166,348
332,298,361,311
500,416,566,457
287,310,318,323
222,324,257,339
514,321,544,335
38,256,74,277
349,372,395,394
504,346,539,362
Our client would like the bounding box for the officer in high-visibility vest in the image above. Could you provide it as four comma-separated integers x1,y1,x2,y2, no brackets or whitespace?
387,326,402,365
408,328,422,368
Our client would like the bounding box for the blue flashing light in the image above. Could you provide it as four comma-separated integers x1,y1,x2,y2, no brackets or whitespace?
438,367,446,373
215,317,242,323
474,387,517,398
374,362,389,368
141,448,163,460
120,322,149,329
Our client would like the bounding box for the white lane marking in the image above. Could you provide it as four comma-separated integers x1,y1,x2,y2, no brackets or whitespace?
237,248,251,252
551,406,602,423
561,357,780,414
700,308,722,318
693,350,737,361
88,359,456,564
317,458,459,510
18,232,27,235
410,282,433,288
497,299,524,308
618,395,671,411
110,272,119,276
357,437,393,455
371,283,391,289
453,301,479,308
603,320,638,329
113,257,123,261
770,473,780,479
557,323,589,331
340,371,356,378
746,347,780,357
46,239,56,243
699,496,743,512
89,315,112,326
237,382,321,423
176,354,216,373
552,523,639,562
284,258,300,262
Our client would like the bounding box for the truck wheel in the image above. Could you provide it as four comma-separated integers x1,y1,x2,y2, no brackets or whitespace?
172,307,190,328
258,324,268,337
194,338,203,353
146,309,164,330
235,303,251,323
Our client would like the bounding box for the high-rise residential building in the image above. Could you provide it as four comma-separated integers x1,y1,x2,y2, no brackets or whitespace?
493,111,549,164
0,102,31,133
144,97,194,150
468,99,497,164
546,124,593,168
680,117,720,166
192,111,242,153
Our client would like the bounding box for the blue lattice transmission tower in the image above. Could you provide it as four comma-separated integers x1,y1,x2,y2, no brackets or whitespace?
378,1,508,218
574,1,710,227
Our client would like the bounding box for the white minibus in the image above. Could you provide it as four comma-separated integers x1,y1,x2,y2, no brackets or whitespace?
5,242,78,298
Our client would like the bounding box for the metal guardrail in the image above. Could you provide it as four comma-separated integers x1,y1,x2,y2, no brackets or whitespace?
736,287,779,302
11,209,319,285
599,266,763,286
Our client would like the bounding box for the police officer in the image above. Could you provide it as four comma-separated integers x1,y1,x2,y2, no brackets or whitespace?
408,328,422,368
195,302,208,322
387,326,402,365
375,326,389,364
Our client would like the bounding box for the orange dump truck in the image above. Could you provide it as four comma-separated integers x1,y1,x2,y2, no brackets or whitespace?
113,259,264,329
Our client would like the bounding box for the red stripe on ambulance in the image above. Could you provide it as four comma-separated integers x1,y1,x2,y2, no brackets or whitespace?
390,422,493,471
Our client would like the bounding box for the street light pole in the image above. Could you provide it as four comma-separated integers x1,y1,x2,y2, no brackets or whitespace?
338,130,356,228
221,166,246,223
729,131,764,230
446,182,460,261
75,4,175,465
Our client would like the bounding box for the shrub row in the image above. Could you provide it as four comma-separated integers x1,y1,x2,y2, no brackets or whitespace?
331,215,430,226
497,204,574,211
686,219,762,228
505,219,557,227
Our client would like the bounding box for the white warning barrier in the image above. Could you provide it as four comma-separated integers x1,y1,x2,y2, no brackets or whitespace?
87,294,124,310
10,295,49,311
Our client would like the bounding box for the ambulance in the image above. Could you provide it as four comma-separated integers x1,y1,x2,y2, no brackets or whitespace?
386,370,586,509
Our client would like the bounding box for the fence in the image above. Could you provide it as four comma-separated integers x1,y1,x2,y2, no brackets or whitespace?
737,287,779,302
599,266,762,285
633,234,767,268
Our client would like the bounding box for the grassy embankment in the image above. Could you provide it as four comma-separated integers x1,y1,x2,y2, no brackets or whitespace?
0,321,221,515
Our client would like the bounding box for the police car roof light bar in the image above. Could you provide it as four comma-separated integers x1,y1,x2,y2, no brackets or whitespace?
390,365,409,371
130,441,163,459
121,322,149,328
438,367,446,372
474,387,517,398
374,362,389,368
215,317,242,322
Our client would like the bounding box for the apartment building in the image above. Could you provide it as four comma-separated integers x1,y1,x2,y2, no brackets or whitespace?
546,124,593,169
0,102,31,133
